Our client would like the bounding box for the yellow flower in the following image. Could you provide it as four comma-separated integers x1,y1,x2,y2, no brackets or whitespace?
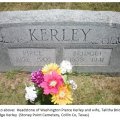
51,85,73,105
42,63,61,75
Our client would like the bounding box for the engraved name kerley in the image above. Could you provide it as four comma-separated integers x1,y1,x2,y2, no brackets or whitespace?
0,27,120,45
29,28,92,41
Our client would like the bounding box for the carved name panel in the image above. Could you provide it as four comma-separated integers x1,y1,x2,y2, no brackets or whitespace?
64,49,112,66
8,48,56,66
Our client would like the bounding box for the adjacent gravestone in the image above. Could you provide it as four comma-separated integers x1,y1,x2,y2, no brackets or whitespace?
0,9,120,72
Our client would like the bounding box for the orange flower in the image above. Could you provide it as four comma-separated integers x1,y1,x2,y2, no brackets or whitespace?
51,85,73,105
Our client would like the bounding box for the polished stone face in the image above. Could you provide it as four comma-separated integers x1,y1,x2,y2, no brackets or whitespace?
0,10,120,72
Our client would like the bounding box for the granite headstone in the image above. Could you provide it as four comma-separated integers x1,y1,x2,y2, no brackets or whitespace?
0,9,120,72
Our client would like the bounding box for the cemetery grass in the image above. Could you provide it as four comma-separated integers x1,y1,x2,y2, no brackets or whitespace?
0,3,120,12
0,71,120,105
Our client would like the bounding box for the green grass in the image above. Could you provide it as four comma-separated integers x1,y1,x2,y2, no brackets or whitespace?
0,71,120,105
0,71,30,105
70,74,120,105
0,3,120,11
5,69,23,79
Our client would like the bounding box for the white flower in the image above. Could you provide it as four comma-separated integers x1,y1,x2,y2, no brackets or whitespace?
25,85,37,103
60,60,72,74
69,80,77,90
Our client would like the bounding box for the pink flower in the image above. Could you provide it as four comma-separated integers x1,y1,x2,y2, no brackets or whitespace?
31,70,44,87
40,72,64,95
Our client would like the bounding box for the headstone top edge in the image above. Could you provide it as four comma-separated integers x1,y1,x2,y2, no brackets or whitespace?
0,9,120,13
0,9,120,24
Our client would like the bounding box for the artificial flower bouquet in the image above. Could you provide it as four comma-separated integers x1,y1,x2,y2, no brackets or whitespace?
25,60,77,105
